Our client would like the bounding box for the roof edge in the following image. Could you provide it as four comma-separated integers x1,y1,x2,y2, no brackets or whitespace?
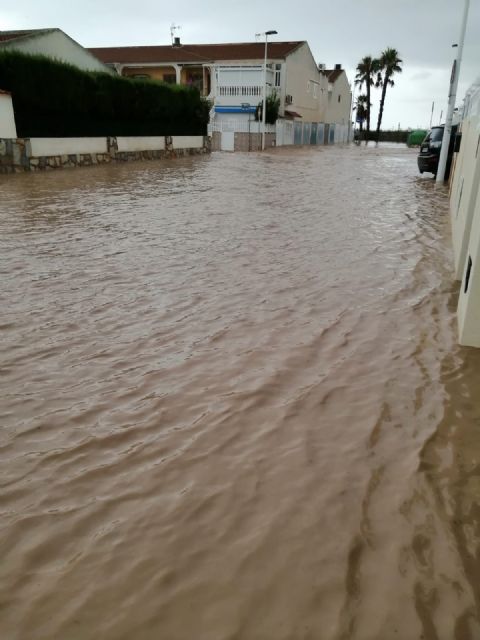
0,28,59,46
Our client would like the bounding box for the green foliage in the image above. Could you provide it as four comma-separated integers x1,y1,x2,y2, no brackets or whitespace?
0,50,209,137
354,94,369,123
255,91,280,125
354,55,378,140
375,48,403,90
375,48,403,142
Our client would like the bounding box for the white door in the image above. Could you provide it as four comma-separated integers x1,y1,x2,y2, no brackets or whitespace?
221,131,235,151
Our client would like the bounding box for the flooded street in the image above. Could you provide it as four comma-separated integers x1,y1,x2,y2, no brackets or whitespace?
2,145,480,639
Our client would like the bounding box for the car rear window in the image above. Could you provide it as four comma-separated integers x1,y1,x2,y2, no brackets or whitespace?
430,128,444,142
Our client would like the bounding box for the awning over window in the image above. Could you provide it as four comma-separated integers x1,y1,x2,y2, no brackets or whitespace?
284,110,302,118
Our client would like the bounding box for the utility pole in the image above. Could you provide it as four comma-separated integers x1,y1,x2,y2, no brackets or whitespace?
430,101,434,128
436,0,470,183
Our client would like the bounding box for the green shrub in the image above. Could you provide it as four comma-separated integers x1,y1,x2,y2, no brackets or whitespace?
255,91,280,125
0,50,209,137
364,129,409,143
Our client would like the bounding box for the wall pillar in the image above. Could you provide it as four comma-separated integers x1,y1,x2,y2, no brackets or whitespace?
173,64,182,84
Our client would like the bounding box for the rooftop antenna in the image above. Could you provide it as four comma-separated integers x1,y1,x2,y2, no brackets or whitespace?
170,23,181,45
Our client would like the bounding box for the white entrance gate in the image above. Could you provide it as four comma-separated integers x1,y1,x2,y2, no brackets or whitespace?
220,131,235,151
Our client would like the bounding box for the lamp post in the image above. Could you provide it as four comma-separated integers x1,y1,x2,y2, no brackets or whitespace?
261,30,278,151
436,0,470,183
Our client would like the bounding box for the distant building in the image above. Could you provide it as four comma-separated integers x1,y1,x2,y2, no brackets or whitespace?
0,29,112,73
90,40,352,150
321,66,351,132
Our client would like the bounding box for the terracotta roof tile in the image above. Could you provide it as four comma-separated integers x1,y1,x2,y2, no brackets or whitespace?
88,41,304,65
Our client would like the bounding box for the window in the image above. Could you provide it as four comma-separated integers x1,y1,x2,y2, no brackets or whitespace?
338,94,341,103
429,127,444,142
163,74,177,84
132,74,150,79
274,64,281,87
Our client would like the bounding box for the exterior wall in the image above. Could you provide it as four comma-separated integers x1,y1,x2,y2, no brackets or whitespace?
116,136,166,152
0,92,17,138
1,30,111,73
0,136,210,173
450,116,480,280
450,78,480,347
122,65,177,81
324,72,351,128
233,132,275,152
284,43,327,122
457,173,480,346
29,137,107,156
209,129,275,153
171,135,204,149
449,117,469,214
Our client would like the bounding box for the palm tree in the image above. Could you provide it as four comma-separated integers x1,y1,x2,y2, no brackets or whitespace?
355,56,377,143
375,48,403,143
353,94,368,140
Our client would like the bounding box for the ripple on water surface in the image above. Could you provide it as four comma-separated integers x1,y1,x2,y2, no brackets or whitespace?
1,146,480,640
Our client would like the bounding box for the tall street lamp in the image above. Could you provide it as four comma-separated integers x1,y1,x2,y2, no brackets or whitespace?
261,30,278,151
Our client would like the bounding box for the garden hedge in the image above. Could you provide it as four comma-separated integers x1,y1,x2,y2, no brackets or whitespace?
0,50,209,137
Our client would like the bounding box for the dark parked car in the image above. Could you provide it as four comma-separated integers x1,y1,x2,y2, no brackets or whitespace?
417,124,459,178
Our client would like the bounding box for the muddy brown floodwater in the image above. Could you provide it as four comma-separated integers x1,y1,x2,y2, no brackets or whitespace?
2,145,480,640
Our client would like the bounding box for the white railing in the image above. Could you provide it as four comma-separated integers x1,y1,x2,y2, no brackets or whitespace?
208,118,276,134
218,86,263,97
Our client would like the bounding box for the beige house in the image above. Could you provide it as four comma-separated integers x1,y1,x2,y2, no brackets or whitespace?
0,29,112,73
90,40,352,149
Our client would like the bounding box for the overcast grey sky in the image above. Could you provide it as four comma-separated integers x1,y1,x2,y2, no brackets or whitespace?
1,0,479,129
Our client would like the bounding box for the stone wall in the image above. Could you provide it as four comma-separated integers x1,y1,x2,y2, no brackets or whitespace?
0,135,211,173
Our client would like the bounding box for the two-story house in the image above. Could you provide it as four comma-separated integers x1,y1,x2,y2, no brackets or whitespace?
89,39,352,151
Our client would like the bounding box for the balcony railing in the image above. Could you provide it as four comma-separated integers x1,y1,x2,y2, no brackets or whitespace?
218,86,263,97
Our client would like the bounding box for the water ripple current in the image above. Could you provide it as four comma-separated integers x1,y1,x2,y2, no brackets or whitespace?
2,145,480,640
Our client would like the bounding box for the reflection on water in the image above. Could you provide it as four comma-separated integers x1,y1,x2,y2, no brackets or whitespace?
1,146,480,639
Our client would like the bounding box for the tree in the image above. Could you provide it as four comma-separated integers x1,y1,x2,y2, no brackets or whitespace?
375,48,403,143
353,94,369,139
355,56,377,143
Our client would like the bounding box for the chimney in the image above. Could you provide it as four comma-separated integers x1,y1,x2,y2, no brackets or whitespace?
173,36,181,47
335,63,342,70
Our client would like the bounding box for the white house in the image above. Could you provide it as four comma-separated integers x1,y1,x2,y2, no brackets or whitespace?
450,78,480,347
0,29,112,73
